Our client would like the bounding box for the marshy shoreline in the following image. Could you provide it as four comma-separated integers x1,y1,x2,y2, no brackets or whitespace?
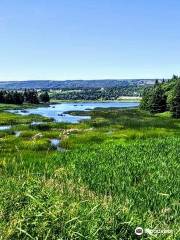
0,102,179,239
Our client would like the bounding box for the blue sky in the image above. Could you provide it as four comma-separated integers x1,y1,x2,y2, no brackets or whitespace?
0,0,180,81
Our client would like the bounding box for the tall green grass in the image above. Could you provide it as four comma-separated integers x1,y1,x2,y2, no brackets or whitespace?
0,105,179,239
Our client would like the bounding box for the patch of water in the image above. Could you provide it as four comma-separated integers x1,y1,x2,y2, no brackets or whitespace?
50,139,60,147
8,101,139,123
15,131,21,137
30,121,43,126
50,139,66,152
0,126,11,130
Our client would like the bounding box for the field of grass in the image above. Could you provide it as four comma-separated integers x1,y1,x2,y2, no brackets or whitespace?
0,104,179,239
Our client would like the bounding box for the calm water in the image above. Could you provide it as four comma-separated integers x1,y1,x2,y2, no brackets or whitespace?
0,126,11,130
8,101,139,123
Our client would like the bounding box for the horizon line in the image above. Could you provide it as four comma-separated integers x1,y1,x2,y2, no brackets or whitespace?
0,78,167,82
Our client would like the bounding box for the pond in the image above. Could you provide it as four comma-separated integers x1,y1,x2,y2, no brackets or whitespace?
50,139,60,148
8,101,139,123
50,139,66,152
0,126,11,130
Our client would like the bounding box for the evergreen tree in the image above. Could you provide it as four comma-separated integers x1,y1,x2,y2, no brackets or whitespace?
39,91,50,103
172,75,179,81
155,79,159,86
24,89,28,102
140,87,153,111
149,85,167,113
13,91,24,104
171,79,180,118
24,90,39,104
0,91,5,103
4,91,14,104
31,90,39,104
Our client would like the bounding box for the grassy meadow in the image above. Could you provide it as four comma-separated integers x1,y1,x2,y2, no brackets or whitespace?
0,103,179,239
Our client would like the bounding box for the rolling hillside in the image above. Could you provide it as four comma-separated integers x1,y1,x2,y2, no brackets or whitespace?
0,79,159,90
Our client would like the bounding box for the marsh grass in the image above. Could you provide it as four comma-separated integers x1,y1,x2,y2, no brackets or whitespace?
30,123,52,131
0,112,52,126
0,104,179,239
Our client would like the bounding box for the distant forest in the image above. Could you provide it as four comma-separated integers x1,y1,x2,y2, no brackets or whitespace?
0,90,50,105
0,86,146,103
50,86,144,101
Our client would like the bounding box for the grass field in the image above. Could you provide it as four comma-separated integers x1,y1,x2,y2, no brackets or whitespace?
0,104,179,239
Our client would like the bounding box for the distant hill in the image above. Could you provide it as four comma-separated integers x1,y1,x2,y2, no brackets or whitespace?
0,79,160,90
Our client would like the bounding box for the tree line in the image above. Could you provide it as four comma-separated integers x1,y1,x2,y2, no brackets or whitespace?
52,86,144,101
0,89,50,105
140,75,180,118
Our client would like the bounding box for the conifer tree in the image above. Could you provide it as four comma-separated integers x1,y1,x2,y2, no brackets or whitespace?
149,85,167,113
171,79,180,118
39,91,50,103
140,87,153,111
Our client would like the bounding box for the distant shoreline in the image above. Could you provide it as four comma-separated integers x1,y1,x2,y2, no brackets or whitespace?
117,96,142,102
51,97,142,103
